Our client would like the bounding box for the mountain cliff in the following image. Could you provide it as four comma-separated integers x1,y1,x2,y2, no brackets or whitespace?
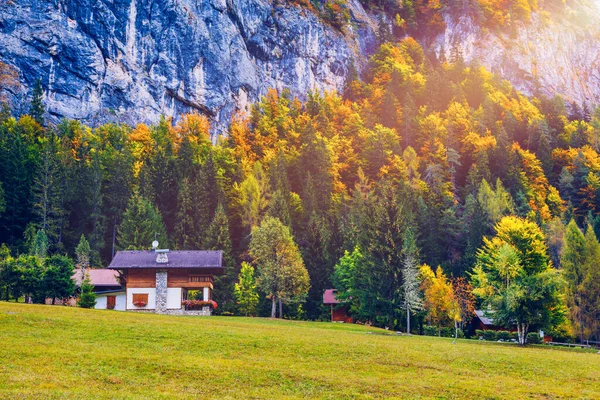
0,0,598,132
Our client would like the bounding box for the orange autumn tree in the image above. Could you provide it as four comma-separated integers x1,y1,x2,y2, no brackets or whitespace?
419,264,461,337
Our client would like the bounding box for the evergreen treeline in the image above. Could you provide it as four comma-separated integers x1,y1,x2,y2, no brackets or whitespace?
0,37,599,341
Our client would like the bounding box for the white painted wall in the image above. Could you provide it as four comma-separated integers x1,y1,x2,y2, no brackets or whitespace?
167,288,182,309
114,293,126,311
203,287,209,301
127,288,156,310
95,295,107,309
94,292,126,311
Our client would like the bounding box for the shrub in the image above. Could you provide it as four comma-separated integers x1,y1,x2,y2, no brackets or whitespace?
497,331,511,341
423,326,437,336
527,332,541,344
475,329,485,339
482,330,497,341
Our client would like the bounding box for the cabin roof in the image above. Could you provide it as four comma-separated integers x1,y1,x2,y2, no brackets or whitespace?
475,310,495,326
108,250,223,270
72,268,120,287
323,289,340,304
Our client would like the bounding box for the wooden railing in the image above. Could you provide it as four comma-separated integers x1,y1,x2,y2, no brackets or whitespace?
188,275,213,283
546,342,592,349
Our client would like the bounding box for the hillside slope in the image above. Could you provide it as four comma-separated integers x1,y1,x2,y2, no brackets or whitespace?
1,302,599,399
0,1,598,131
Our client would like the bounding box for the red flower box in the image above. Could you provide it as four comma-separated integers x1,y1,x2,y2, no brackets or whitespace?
182,299,218,310
133,300,147,308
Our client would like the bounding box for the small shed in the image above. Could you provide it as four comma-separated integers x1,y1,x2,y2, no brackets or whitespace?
323,289,352,323
72,268,125,310
472,310,515,331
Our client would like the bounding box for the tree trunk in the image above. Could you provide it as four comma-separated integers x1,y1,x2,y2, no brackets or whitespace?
455,320,458,341
52,297,55,305
438,325,441,337
406,307,411,334
278,298,283,319
112,215,117,260
271,297,276,318
517,322,529,346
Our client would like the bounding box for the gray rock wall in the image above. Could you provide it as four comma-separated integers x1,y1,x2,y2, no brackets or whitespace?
0,1,598,135
155,269,168,314
0,0,377,134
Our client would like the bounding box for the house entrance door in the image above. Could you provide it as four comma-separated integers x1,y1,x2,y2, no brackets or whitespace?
106,295,116,310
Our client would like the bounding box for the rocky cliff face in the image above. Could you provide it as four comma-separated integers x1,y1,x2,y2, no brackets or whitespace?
431,2,600,109
0,1,599,133
0,0,377,133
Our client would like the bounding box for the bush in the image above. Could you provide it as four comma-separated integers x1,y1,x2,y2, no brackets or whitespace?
423,326,437,336
497,331,511,341
440,327,454,337
527,332,541,344
423,326,464,338
510,332,518,341
475,329,485,339
482,330,497,341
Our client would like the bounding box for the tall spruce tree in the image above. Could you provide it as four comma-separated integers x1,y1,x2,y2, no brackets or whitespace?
174,177,195,249
203,203,236,314
117,191,167,250
29,78,45,126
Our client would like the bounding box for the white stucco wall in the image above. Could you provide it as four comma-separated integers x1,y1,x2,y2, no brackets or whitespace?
94,292,126,311
95,295,107,309
127,288,156,310
114,293,126,311
167,288,182,309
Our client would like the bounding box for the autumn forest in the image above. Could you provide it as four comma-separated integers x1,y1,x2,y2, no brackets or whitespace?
1,36,599,343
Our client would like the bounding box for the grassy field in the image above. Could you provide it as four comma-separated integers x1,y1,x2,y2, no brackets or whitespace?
1,302,599,399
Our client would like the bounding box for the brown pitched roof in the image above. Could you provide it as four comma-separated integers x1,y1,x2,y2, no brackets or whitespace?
323,289,340,304
108,250,223,272
72,268,120,287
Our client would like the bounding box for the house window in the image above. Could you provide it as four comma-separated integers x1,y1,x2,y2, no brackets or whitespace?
106,296,116,310
132,293,148,307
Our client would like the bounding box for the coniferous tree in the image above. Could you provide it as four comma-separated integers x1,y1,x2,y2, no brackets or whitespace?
30,229,48,259
117,191,167,250
78,272,96,309
33,132,64,248
174,177,195,249
203,203,236,314
75,234,91,270
29,78,45,126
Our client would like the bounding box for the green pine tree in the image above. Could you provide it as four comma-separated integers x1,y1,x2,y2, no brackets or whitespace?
29,78,45,126
174,177,196,249
203,203,235,313
75,234,91,269
78,272,96,309
117,191,168,250
30,229,48,259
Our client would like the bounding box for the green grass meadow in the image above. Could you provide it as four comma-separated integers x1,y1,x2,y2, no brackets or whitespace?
1,302,599,399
